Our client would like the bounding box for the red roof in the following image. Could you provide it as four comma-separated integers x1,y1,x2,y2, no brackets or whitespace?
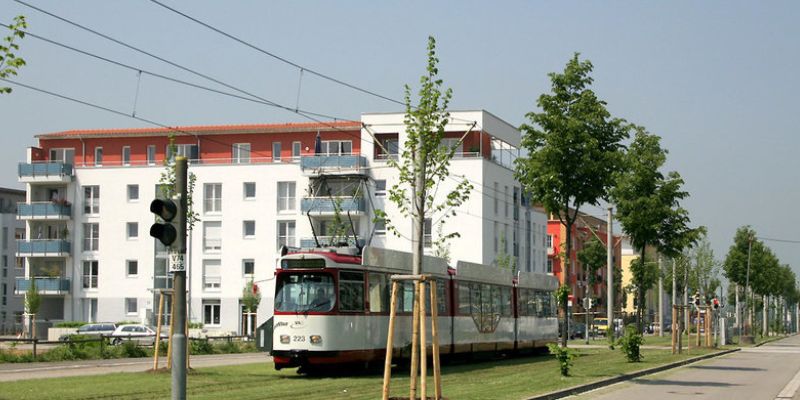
36,120,362,139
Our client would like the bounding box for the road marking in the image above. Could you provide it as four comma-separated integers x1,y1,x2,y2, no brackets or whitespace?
776,366,800,399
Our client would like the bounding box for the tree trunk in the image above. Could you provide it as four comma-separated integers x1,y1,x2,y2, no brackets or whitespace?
562,217,573,347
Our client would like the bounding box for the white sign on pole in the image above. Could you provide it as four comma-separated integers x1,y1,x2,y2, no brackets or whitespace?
169,252,185,272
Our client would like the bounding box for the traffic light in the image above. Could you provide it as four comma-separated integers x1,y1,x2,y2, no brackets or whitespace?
712,298,720,310
693,293,701,307
149,198,180,247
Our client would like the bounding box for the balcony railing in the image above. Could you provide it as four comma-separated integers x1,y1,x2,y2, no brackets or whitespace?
18,162,73,181
300,236,358,248
300,155,366,172
15,277,70,295
17,202,72,219
17,239,71,257
300,197,367,214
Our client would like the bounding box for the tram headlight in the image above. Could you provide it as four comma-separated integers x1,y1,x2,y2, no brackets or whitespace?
280,335,290,344
310,335,322,344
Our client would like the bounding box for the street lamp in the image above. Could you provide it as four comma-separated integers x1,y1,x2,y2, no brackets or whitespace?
743,235,753,339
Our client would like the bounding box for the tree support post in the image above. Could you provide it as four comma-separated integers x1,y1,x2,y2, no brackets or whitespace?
153,291,165,370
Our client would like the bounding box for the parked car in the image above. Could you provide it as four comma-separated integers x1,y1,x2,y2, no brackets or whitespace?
110,324,168,345
59,323,117,341
570,322,587,339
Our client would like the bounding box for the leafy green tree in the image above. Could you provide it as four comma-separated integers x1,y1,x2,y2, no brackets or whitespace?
240,279,261,336
159,135,200,230
612,127,701,332
515,53,628,346
0,16,27,94
496,233,516,274
578,237,606,297
25,279,40,339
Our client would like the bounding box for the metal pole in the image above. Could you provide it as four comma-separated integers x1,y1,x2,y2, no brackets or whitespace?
171,157,188,400
658,255,663,337
745,237,752,337
606,207,613,334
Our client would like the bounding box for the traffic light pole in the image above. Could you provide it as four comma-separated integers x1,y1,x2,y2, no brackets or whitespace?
172,157,188,400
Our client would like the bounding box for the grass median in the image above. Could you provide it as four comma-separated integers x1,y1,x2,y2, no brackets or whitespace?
0,346,728,400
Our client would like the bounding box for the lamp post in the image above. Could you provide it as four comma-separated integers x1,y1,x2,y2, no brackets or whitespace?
743,235,753,341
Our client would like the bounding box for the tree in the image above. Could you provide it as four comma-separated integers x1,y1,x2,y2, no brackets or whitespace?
240,279,261,336
0,15,27,94
159,135,199,230
515,53,629,346
25,279,40,339
578,237,606,297
611,127,701,332
496,233,516,274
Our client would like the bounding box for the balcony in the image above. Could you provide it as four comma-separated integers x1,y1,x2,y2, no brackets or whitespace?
15,277,71,295
300,197,367,215
18,162,73,183
17,239,71,257
17,202,72,220
300,155,367,175
300,236,358,248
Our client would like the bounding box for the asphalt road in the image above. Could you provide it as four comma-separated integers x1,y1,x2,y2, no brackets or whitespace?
0,352,269,381
574,335,800,400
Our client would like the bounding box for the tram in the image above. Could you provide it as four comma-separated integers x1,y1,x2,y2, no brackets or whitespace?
270,246,558,371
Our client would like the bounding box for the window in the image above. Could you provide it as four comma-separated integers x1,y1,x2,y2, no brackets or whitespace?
203,300,221,325
547,259,553,273
232,143,251,164
277,221,295,249
126,260,138,277
125,298,138,315
368,273,389,312
2,256,5,267
375,180,386,196
339,271,364,312
83,223,99,251
242,259,254,277
122,146,131,166
494,182,499,215
83,186,100,214
126,222,138,239
277,182,296,212
423,218,432,248
94,147,103,166
82,260,98,289
2,267,6,278
203,260,221,290
147,145,156,165
50,148,75,165
292,141,301,159
127,184,139,201
546,234,553,249
204,183,222,213
167,144,198,163
1,228,5,250
243,220,255,238
494,222,498,253
203,221,222,252
243,182,256,200
374,217,386,236
504,186,509,218
374,133,398,160
272,142,281,161
321,140,352,156
2,284,6,306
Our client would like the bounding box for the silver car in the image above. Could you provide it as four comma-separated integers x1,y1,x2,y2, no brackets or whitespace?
110,324,167,345
59,323,117,341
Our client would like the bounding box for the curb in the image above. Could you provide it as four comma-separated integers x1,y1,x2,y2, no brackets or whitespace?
753,334,792,347
525,348,740,400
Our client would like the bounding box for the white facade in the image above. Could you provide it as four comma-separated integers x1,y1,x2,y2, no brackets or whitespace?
18,110,547,335
0,188,25,334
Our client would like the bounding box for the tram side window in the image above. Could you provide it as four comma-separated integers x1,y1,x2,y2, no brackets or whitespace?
396,281,415,313
368,273,389,312
500,287,512,317
339,271,365,312
517,288,529,316
457,282,471,315
489,285,501,317
535,290,545,317
421,279,447,315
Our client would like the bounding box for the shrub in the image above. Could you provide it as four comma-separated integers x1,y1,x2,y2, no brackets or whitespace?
54,321,87,328
190,339,214,355
188,322,204,329
119,341,148,358
547,343,577,376
215,341,242,354
618,324,644,362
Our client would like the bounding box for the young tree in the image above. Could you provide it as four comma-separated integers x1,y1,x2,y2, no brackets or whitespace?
612,127,701,332
159,135,199,229
0,15,27,94
25,279,40,339
515,53,629,346
240,279,261,336
578,237,607,298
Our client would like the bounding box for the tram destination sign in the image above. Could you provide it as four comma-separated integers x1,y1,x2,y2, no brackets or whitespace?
281,258,326,269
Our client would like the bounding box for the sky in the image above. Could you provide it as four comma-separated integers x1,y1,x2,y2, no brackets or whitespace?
1,1,799,278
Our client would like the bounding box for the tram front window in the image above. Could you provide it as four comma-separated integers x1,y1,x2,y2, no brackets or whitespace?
275,273,335,312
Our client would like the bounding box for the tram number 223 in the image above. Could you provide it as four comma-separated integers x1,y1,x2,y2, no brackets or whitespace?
293,335,305,342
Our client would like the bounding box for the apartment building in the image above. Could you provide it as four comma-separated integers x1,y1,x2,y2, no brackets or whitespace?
17,110,548,335
0,187,25,334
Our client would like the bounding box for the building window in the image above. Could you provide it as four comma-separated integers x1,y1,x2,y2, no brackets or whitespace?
242,259,254,277
243,182,256,200
494,222,499,253
243,220,255,238
272,142,281,162
321,140,352,156
82,260,98,289
292,141,301,159
232,143,251,164
546,234,553,249
147,145,156,165
374,217,386,236
127,222,138,239
204,183,222,214
167,144,198,163
494,182,499,215
83,223,99,251
203,300,221,325
277,221,295,249
126,260,138,277
375,180,386,196
125,298,138,315
1,228,6,250
547,259,553,274
94,147,103,166
127,184,139,201
50,148,75,164
83,186,100,214
203,259,221,290
277,182,296,212
203,221,222,252
504,186,509,218
374,133,398,160
122,146,131,166
423,218,432,248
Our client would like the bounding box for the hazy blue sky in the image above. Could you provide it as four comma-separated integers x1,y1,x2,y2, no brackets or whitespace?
2,1,798,277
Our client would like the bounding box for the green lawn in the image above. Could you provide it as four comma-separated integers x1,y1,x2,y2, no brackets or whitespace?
0,347,724,400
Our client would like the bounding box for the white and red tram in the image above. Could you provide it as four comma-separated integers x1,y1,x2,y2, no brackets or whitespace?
270,246,558,370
